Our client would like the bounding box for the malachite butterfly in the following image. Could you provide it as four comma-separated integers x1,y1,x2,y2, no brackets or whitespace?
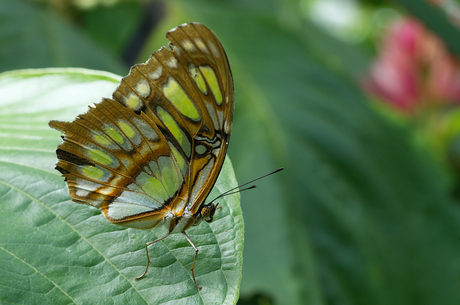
49,22,233,290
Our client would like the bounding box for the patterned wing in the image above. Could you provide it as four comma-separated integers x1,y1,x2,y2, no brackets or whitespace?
49,23,234,230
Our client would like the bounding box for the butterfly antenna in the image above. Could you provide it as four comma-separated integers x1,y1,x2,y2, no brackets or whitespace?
210,167,284,202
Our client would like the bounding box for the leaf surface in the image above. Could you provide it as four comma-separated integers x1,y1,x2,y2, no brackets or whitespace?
0,69,243,305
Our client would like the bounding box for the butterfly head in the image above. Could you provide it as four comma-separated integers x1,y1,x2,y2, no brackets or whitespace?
200,202,219,223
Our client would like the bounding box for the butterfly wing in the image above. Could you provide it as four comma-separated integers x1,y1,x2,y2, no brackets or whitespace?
49,23,234,230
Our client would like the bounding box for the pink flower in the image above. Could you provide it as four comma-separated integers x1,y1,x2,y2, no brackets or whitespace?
363,18,460,113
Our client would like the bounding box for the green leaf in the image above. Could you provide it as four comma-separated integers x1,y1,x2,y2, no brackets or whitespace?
0,69,243,304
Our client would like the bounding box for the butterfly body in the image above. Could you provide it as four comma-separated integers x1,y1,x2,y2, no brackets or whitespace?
49,23,233,289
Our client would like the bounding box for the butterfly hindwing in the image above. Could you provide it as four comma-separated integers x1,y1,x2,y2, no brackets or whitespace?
50,23,234,229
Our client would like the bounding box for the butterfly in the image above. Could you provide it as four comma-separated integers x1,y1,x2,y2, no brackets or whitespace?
49,22,233,290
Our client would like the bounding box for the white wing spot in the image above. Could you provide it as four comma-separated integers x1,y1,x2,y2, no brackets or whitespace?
195,38,208,53
124,93,142,111
182,39,195,52
208,42,220,58
136,79,150,97
167,57,178,69
76,189,90,198
224,119,232,134
150,66,162,80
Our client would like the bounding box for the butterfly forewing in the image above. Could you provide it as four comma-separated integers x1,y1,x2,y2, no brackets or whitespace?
49,23,233,230
165,23,234,214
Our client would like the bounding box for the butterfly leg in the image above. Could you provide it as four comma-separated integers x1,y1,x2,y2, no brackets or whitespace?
135,232,171,280
182,231,201,290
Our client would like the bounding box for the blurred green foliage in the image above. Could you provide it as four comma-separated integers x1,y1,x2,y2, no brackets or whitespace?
1,0,460,304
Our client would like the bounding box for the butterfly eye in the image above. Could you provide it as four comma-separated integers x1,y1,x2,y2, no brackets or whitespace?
201,206,211,218
202,203,219,223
